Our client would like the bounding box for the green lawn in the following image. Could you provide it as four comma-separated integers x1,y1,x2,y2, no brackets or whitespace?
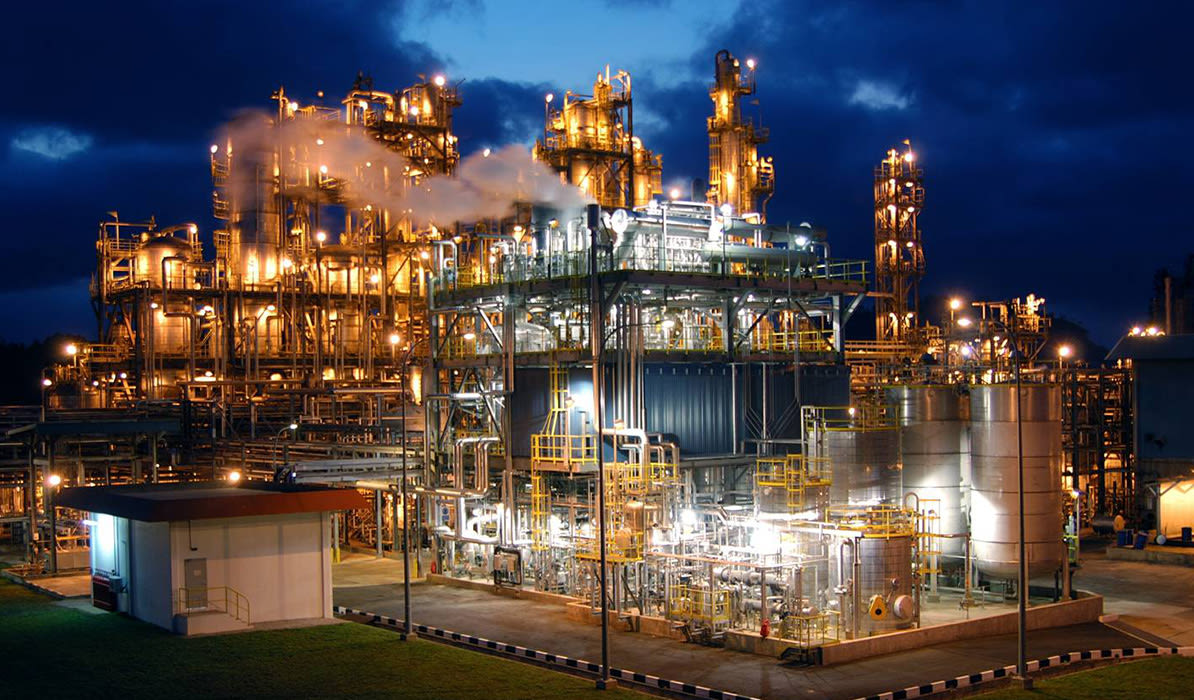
0,576,641,699
979,656,1194,699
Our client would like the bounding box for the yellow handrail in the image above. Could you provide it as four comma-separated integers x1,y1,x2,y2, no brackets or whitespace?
175,586,251,625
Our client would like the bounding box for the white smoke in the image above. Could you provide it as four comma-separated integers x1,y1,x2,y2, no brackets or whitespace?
220,110,588,228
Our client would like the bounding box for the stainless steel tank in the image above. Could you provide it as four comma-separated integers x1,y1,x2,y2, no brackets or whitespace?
135,236,191,287
969,384,1064,579
858,535,915,632
814,427,900,506
889,386,968,556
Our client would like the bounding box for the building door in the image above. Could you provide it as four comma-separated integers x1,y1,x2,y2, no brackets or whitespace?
183,558,208,609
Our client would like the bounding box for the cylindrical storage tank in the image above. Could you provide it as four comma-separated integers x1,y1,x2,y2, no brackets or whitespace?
969,384,1064,579
890,386,968,557
150,305,189,355
815,428,900,506
858,535,915,632
135,237,192,287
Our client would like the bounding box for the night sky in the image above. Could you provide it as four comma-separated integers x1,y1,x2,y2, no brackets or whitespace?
2,1,1190,348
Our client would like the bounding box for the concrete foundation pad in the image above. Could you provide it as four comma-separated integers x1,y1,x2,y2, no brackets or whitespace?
1,570,91,599
1107,544,1194,567
819,593,1103,665
426,574,1103,666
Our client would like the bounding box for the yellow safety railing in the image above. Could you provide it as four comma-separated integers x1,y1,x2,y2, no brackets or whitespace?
531,472,550,552
860,505,916,538
648,460,679,484
803,403,895,433
780,610,840,647
577,528,644,563
174,586,251,625
530,433,597,469
914,498,943,576
753,329,836,354
668,585,731,624
756,454,833,511
756,457,788,487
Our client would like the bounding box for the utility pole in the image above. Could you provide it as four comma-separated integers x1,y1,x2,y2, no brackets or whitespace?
588,204,612,689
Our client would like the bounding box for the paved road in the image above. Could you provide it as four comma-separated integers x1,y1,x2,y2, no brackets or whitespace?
333,580,1137,700
1075,549,1194,645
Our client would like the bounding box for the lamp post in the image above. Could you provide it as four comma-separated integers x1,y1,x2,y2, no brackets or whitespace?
586,205,613,689
271,423,298,474
45,474,62,574
398,334,428,640
990,310,1030,686
40,376,52,422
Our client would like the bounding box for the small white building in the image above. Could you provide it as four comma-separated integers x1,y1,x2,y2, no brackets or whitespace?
57,481,365,635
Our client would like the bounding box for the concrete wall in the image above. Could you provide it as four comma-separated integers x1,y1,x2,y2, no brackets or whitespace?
817,594,1104,665
167,512,332,625
128,519,172,629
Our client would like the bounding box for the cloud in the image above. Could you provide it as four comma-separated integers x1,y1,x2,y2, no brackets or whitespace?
847,80,912,111
11,126,93,160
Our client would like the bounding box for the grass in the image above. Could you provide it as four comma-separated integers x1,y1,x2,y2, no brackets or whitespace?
978,656,1194,699
0,576,641,699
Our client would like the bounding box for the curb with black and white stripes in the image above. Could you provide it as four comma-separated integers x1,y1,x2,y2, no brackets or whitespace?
333,605,759,700
854,645,1194,700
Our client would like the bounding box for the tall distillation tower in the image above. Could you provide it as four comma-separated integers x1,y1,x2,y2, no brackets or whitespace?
873,142,925,345
534,68,661,209
706,50,774,218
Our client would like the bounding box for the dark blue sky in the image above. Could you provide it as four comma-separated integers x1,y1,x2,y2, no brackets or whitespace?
1,0,1190,347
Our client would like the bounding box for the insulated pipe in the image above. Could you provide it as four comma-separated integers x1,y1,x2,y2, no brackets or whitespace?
431,240,457,280
602,427,649,471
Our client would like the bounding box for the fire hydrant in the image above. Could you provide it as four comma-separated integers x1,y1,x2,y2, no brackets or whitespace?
760,618,771,639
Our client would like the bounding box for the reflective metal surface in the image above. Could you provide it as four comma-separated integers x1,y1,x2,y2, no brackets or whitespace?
859,535,915,631
817,428,901,505
890,385,968,556
969,384,1064,578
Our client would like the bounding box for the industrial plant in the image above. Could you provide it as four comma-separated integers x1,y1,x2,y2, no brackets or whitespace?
4,50,1167,664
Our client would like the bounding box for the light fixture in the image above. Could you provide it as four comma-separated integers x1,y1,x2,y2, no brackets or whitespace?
64,343,78,356
288,423,299,431
315,231,327,243
434,75,446,87
957,317,973,328
42,378,52,387
46,474,62,488
668,188,681,200
1058,344,1073,359
746,58,757,70
949,298,963,311
463,332,476,341
389,332,400,345
228,470,242,483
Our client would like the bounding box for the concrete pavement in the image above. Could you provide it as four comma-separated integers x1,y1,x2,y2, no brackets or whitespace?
1075,547,1194,645
332,573,1137,700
